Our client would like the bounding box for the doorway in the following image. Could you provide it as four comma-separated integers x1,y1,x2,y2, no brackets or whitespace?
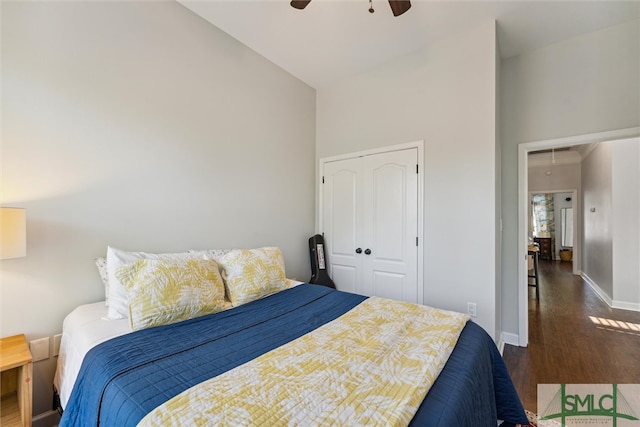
517,128,640,346
529,190,578,274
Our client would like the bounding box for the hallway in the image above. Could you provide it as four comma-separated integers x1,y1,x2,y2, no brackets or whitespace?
503,259,640,412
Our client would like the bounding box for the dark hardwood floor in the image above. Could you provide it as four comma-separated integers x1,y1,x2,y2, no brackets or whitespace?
503,259,640,412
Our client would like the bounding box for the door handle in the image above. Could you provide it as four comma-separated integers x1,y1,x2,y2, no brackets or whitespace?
364,248,371,255
355,248,362,254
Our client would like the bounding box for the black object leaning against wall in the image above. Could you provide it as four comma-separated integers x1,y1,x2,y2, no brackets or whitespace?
308,234,336,289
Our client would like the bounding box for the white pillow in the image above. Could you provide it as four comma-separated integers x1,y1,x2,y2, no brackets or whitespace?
189,249,233,262
95,257,109,306
106,246,204,320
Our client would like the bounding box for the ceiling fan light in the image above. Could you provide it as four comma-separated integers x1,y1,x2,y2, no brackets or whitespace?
291,0,411,16
388,0,411,17
290,0,312,10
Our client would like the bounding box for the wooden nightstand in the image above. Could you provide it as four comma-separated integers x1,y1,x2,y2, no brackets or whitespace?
0,334,33,427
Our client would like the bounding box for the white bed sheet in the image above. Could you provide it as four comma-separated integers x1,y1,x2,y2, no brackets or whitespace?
54,301,132,409
54,280,304,410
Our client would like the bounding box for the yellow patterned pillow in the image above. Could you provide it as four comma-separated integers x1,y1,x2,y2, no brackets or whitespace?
218,247,287,307
116,258,226,330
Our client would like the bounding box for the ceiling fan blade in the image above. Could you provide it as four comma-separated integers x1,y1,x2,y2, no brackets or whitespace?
290,0,312,10
388,0,411,17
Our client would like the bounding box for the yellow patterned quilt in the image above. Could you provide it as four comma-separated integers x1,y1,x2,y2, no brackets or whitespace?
138,297,469,427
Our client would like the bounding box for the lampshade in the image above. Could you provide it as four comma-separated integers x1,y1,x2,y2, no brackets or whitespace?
0,207,27,260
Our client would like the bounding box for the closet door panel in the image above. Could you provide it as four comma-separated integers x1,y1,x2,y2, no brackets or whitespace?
322,158,364,294
371,271,406,302
363,149,418,303
371,163,405,260
330,265,358,294
321,146,419,303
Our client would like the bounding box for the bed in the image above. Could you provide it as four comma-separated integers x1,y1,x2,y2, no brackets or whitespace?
54,247,528,426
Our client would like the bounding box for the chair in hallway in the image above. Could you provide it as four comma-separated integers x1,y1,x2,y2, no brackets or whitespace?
528,245,540,299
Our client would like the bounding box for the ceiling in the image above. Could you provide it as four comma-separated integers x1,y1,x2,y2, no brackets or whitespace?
177,1,639,89
529,143,598,166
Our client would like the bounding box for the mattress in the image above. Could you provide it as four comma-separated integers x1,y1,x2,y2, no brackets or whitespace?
56,285,528,426
54,281,303,408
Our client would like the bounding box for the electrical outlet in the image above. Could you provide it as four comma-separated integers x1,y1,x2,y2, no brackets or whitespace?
53,334,62,357
30,337,50,362
467,302,477,318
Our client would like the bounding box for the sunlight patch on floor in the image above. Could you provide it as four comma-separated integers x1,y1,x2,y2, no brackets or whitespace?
589,316,640,336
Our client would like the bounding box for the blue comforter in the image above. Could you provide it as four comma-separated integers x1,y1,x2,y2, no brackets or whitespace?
60,285,527,426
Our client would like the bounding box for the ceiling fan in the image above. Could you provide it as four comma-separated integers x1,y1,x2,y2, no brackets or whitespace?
290,0,412,17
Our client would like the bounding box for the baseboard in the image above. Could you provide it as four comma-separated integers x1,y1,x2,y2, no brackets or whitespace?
497,335,505,355
581,273,640,312
501,332,520,349
33,409,60,427
612,300,640,312
581,273,613,306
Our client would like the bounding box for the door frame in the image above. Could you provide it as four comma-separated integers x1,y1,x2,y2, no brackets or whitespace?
318,140,425,304
517,127,640,346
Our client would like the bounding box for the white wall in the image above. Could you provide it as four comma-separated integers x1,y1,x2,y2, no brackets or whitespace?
612,138,640,309
582,139,640,308
582,143,613,299
1,1,315,419
317,21,499,338
500,19,640,339
529,163,581,193
495,34,502,345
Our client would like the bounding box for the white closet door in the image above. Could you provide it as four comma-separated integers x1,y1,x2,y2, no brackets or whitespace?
362,149,418,303
321,148,418,303
322,157,363,294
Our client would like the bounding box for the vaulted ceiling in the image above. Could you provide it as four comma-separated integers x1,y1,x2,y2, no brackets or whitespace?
178,1,639,89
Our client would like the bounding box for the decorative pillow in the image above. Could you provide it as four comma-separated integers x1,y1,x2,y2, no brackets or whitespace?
106,246,204,320
189,249,233,262
95,257,109,306
116,258,226,331
218,247,287,307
